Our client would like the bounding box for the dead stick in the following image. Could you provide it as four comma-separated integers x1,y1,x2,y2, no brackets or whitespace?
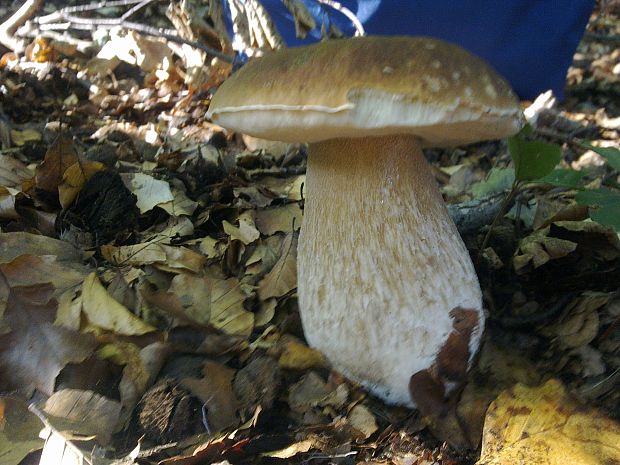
0,0,44,52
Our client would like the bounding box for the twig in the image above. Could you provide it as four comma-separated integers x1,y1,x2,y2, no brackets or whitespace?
476,179,522,262
36,0,147,23
0,0,44,52
31,14,235,62
316,0,365,36
121,0,157,21
446,192,510,236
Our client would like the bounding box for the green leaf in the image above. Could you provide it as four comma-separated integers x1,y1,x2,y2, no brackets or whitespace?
575,188,620,232
581,142,620,171
471,167,515,198
509,133,562,182
538,169,586,188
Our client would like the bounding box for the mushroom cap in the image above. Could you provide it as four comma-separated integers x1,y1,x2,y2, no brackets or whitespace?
207,36,524,147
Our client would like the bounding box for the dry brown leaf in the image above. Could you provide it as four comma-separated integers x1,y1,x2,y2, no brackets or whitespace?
258,232,297,300
199,236,227,259
347,404,378,440
263,439,316,459
81,272,155,336
513,229,577,273
140,273,253,335
0,154,33,188
98,341,169,414
0,187,19,220
254,204,303,235
0,284,97,396
101,242,207,273
261,175,305,201
223,211,260,245
0,254,87,299
0,232,82,264
540,292,610,348
209,277,254,336
35,133,79,193
0,396,45,465
288,371,331,414
168,273,213,326
58,160,105,208
43,389,122,444
477,379,620,465
181,361,239,433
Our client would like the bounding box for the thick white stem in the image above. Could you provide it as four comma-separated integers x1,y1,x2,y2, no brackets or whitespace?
297,135,483,406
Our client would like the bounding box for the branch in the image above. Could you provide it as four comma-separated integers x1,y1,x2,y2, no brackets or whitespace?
29,1,235,63
0,0,44,52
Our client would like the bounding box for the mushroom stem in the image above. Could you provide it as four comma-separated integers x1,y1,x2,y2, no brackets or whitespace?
298,134,484,406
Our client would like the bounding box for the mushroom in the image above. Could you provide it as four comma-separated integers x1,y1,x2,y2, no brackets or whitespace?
207,36,523,408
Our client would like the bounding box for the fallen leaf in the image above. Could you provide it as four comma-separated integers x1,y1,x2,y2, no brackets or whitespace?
477,379,620,465
258,232,297,300
0,154,33,188
288,371,331,414
263,439,316,459
168,273,214,326
513,229,577,273
35,133,79,193
99,342,169,415
81,272,155,336
9,128,41,146
261,175,305,201
0,187,19,220
0,232,82,264
101,242,206,273
347,404,378,440
97,30,173,73
209,277,254,336
58,160,106,208
126,173,174,214
43,389,122,444
158,179,199,217
181,361,239,433
254,204,303,235
540,292,609,348
278,340,326,370
0,284,97,395
0,396,44,465
223,211,260,245
199,236,227,259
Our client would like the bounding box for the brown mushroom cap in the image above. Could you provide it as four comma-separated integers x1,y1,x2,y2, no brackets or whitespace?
207,36,523,146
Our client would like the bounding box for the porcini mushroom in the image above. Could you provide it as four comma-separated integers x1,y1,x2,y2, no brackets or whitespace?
207,36,523,407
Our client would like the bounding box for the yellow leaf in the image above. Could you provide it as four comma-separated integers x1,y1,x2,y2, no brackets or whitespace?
210,277,254,336
9,128,41,146
278,340,325,370
477,379,620,465
81,273,155,336
58,160,105,208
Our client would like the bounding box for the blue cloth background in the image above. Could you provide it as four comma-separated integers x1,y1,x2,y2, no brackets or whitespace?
223,0,594,100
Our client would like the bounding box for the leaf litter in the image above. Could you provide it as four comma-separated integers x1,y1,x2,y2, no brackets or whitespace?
0,2,618,465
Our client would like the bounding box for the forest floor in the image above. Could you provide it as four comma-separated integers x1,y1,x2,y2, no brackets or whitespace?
0,2,619,465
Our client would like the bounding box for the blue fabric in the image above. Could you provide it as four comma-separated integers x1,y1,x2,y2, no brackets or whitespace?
223,0,594,100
